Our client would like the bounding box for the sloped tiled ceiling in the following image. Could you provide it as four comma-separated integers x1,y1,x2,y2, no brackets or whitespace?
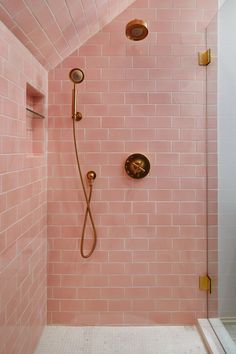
0,0,136,70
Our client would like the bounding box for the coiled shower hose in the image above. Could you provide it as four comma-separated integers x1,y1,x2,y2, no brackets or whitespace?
72,117,97,258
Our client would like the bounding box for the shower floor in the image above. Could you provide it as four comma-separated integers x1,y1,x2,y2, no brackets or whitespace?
222,319,236,345
34,325,208,354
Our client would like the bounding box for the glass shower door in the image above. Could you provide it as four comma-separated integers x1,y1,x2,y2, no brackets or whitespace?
206,0,236,352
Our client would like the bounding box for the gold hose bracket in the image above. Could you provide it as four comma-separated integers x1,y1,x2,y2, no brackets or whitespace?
72,84,83,121
73,112,83,121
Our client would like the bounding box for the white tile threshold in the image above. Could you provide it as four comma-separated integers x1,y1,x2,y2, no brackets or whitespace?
34,325,208,354
197,319,226,354
199,318,236,354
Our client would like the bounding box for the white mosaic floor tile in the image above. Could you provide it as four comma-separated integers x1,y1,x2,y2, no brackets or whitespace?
34,326,208,354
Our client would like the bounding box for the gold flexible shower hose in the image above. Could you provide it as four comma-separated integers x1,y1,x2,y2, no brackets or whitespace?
72,117,97,258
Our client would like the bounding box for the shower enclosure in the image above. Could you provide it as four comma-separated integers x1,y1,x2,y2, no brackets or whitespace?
207,0,236,351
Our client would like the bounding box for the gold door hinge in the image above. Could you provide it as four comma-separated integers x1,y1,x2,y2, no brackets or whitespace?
199,275,212,293
198,49,211,66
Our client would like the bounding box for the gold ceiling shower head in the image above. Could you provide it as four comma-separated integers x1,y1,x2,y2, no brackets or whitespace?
125,19,148,41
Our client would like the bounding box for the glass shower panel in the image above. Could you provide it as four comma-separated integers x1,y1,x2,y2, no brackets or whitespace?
207,0,236,351
206,12,218,321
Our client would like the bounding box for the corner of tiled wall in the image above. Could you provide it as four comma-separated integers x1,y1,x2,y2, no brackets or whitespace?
0,21,48,354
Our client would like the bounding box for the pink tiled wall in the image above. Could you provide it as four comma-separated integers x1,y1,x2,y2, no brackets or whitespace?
48,0,217,325
0,22,48,354
0,0,136,70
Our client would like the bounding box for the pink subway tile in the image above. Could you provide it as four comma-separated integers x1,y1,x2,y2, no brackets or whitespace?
133,275,156,286
149,263,172,274
108,300,132,311
84,300,108,311
50,311,82,324
102,43,126,56
102,93,124,104
125,234,150,249
45,0,214,329
126,43,149,56
101,288,124,299
84,276,109,287
102,68,125,80
133,299,156,311
125,93,148,104
133,56,156,68
109,80,132,92
125,263,148,274
109,56,132,68
77,288,101,299
149,287,172,299
99,313,124,325
108,251,131,262
196,0,216,9
101,263,125,275
125,287,149,299
109,275,132,287
125,68,148,80
149,0,173,8
149,239,173,250
133,80,156,92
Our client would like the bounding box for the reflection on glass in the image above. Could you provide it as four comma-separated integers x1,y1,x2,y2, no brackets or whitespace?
206,0,236,352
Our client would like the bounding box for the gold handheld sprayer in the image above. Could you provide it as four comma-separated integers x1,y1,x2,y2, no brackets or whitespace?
69,68,97,258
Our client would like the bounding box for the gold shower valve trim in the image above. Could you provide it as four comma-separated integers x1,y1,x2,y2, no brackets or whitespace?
198,49,211,66
125,153,150,179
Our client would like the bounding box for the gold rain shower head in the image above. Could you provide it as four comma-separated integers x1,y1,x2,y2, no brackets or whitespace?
125,19,148,41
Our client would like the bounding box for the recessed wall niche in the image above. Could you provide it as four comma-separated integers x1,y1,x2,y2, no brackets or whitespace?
26,83,46,155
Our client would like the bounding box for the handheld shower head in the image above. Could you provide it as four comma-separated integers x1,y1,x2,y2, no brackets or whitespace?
69,68,84,84
69,68,84,120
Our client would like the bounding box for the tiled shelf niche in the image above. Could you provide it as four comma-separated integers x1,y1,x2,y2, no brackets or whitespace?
26,83,46,155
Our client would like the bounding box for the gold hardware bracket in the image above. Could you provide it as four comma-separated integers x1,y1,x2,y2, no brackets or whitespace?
199,275,212,293
198,49,211,66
